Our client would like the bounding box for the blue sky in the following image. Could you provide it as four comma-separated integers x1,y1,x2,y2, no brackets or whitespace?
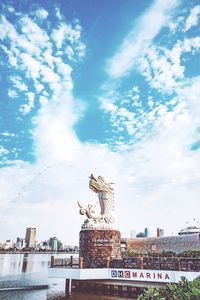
0,0,200,244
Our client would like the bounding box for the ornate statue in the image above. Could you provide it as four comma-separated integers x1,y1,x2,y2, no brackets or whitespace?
78,174,116,229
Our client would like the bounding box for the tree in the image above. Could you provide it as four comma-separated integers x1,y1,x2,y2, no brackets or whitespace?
137,276,200,300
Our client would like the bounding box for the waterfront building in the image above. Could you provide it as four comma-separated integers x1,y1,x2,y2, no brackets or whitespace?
124,233,200,253
3,239,14,250
25,227,36,248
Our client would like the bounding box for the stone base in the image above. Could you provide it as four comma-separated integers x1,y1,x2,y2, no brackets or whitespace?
79,229,121,268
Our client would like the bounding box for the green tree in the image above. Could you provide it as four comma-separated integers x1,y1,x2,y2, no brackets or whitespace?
137,277,200,300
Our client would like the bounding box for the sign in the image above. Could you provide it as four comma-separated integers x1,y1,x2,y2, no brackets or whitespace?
49,267,199,284
111,269,172,282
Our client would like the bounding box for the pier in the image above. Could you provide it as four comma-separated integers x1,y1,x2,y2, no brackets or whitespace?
49,255,200,297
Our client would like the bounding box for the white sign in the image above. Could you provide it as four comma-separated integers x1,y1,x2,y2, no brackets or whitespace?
110,269,172,282
49,267,200,284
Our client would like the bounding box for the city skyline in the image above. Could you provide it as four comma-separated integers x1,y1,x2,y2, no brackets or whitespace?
0,227,78,251
0,0,200,244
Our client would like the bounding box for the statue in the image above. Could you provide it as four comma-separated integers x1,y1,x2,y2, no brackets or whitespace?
78,174,116,229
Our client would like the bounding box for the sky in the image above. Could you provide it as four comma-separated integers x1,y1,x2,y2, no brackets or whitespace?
0,0,200,245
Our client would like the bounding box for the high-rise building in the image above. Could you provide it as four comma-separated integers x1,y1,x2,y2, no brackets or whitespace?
157,227,164,237
16,237,25,249
144,227,149,237
49,237,63,251
49,237,58,251
25,227,36,248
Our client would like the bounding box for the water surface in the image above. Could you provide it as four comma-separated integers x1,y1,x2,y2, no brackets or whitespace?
0,253,135,300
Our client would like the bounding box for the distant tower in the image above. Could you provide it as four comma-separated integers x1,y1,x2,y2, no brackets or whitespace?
144,227,149,237
157,228,164,237
25,227,36,248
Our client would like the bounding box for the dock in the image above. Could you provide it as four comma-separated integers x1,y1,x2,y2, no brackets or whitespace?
48,256,200,297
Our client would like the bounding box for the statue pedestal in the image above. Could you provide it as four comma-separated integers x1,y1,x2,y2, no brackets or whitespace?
79,229,121,268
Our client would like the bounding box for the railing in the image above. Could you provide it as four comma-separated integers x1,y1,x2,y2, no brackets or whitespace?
50,256,79,268
50,255,200,272
110,256,200,272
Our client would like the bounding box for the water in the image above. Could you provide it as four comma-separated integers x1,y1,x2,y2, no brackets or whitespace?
0,254,135,300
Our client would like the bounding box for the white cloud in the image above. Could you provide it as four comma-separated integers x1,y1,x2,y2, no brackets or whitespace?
10,76,28,92
20,53,41,80
57,62,72,79
42,49,54,68
101,100,118,113
0,146,9,156
20,16,50,49
51,23,81,49
107,0,180,78
34,7,49,20
168,16,184,33
0,132,15,137
55,6,62,21
184,5,200,32
33,92,80,164
16,35,42,57
75,41,86,59
65,46,74,60
39,96,48,106
0,45,17,67
182,36,200,52
8,89,18,98
132,86,140,93
34,81,44,93
139,36,200,93
19,92,35,115
40,65,60,84
0,15,17,41
0,5,86,104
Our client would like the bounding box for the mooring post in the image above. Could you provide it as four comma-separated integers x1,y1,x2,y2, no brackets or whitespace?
50,256,55,268
65,278,72,296
178,258,181,271
106,257,110,268
79,256,83,269
70,255,73,267
139,256,144,269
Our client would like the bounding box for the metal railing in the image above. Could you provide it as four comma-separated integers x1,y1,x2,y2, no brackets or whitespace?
50,255,200,271
50,256,79,268
111,256,200,272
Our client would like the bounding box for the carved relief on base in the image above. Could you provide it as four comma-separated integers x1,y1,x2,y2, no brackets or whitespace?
81,217,118,230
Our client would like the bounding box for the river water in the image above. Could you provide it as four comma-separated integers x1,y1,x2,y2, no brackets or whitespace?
0,253,135,300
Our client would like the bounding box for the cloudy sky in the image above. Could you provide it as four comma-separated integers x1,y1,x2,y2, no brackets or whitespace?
0,0,200,245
